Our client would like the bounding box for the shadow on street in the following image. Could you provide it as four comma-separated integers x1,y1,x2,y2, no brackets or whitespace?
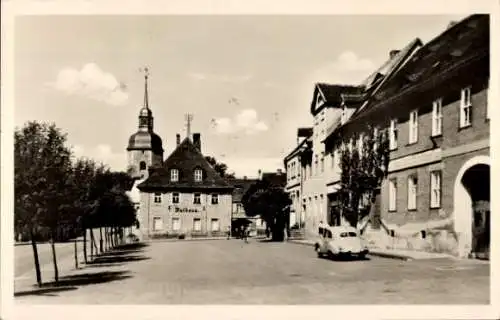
15,242,150,298
14,271,131,297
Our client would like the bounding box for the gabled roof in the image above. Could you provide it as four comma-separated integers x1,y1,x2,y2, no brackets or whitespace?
228,178,259,203
284,137,310,163
261,172,286,188
137,137,232,191
350,14,488,124
351,37,423,118
310,84,364,115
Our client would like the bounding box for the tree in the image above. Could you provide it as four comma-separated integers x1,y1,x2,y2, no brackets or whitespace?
242,180,291,241
338,125,390,228
205,156,235,179
14,122,73,285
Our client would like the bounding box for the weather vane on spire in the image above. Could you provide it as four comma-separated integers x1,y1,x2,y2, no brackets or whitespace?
185,113,193,139
140,66,150,108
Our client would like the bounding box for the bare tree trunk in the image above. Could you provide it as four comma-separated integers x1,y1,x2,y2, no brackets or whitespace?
83,228,88,264
99,227,103,253
90,229,95,260
74,237,78,269
50,232,59,284
30,229,42,287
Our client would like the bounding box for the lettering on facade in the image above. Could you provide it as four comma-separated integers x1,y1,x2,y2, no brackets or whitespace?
168,206,200,213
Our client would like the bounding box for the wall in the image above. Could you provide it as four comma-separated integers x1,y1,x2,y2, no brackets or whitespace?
141,191,232,238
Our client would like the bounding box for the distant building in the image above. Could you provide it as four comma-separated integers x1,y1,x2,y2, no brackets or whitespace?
283,128,312,228
228,177,262,236
137,133,234,238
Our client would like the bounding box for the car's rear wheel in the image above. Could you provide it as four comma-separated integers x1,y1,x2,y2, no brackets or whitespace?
315,244,322,257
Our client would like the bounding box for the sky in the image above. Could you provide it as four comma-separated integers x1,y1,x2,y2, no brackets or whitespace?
15,14,468,177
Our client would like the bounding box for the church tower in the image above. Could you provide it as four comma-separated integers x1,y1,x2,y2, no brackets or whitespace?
127,68,164,179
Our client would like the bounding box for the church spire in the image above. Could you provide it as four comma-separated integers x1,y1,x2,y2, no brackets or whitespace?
143,67,150,109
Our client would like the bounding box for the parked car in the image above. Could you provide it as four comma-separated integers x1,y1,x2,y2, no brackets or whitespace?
314,225,369,259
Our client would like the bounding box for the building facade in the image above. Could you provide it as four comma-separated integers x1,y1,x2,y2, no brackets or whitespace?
325,14,490,258
284,128,312,228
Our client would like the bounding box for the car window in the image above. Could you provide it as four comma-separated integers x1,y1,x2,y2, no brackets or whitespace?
340,232,357,238
318,227,324,236
326,230,333,239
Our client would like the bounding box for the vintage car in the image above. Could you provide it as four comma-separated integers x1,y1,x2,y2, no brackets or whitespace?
314,225,369,259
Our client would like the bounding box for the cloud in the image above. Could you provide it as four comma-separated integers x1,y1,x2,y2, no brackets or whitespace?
311,51,376,85
211,109,268,135
49,63,128,106
187,72,252,83
71,144,127,171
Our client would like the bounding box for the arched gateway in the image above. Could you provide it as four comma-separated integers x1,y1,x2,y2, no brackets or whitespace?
453,156,490,259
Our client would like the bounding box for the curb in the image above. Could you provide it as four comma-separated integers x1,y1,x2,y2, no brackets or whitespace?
287,240,414,261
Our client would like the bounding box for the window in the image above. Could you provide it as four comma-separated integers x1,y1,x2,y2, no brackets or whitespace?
432,98,443,136
193,193,201,204
154,193,162,203
409,110,418,144
320,155,324,173
430,171,442,208
211,193,219,205
172,192,179,204
170,169,179,182
193,218,201,231
309,165,312,178
373,127,379,150
460,87,472,127
172,217,180,231
236,203,244,212
330,152,335,168
407,175,418,210
389,179,397,211
357,134,364,155
194,169,203,182
389,119,398,150
211,218,220,232
153,217,163,231
139,161,147,170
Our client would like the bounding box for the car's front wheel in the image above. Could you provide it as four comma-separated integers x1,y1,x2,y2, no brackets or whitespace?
315,244,323,258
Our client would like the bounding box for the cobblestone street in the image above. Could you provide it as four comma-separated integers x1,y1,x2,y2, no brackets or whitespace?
14,240,490,304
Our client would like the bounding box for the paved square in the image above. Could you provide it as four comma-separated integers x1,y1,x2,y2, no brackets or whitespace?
15,240,490,304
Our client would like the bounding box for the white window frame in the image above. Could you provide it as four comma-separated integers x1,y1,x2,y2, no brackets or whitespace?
193,218,202,232
153,217,163,231
193,192,201,204
154,192,162,203
357,134,364,155
388,179,397,211
460,87,472,127
409,110,419,144
170,169,179,182
407,175,418,210
430,171,442,208
172,192,180,204
432,98,443,136
194,169,203,182
389,119,398,150
172,217,181,231
211,193,219,205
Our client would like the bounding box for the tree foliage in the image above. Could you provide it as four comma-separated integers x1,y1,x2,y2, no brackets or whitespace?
338,125,390,227
241,179,291,241
205,156,235,179
14,121,137,285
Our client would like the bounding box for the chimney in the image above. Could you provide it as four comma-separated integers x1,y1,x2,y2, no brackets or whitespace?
447,21,457,29
192,133,201,152
176,134,180,147
389,50,400,59
277,169,283,174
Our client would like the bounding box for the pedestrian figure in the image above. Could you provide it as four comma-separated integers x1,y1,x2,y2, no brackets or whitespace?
243,226,249,243
226,226,231,240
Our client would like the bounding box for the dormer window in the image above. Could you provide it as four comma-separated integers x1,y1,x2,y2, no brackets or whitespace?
139,161,147,171
170,169,179,182
194,169,203,182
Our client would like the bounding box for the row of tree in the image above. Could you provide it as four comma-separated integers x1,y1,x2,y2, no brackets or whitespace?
15,121,137,287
